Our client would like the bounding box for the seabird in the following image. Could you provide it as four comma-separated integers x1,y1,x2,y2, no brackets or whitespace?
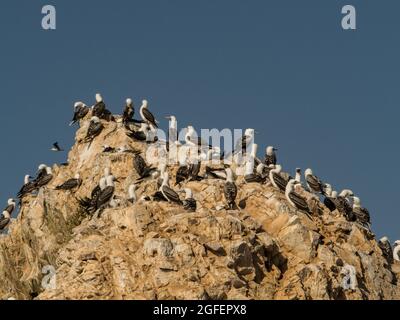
244,159,265,184
0,199,15,231
336,190,355,221
96,175,116,211
17,175,35,199
122,98,134,124
3,199,16,217
378,237,393,264
264,146,277,166
393,240,400,262
224,168,237,210
159,172,182,204
79,178,105,213
70,102,89,126
295,168,302,183
55,174,82,191
51,142,64,152
323,184,337,212
133,153,156,179
139,100,158,129
91,93,113,121
34,166,53,189
127,184,137,204
84,116,104,144
166,115,179,145
285,180,311,214
352,196,371,228
180,188,197,212
175,157,190,186
269,165,289,191
126,123,150,142
305,168,325,194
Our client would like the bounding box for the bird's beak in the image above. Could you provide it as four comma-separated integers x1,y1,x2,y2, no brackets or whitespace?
273,148,278,151
165,116,172,120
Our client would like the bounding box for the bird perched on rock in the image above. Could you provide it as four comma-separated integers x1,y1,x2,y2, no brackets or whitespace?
351,196,371,228
84,116,104,145
126,123,151,142
133,153,156,179
285,180,311,214
244,159,266,184
378,237,393,264
305,168,325,195
393,241,400,262
323,184,337,212
70,102,89,126
224,168,237,209
0,199,16,231
140,100,158,129
160,172,182,204
34,166,53,189
127,184,137,204
122,98,134,125
92,93,113,121
55,174,82,191
264,146,277,166
17,175,35,199
181,188,197,212
96,175,116,212
336,190,355,221
269,165,289,191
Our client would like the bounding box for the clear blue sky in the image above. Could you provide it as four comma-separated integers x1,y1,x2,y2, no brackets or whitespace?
0,1,399,241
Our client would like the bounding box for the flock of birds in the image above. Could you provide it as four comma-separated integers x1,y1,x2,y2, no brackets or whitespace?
1,93,399,263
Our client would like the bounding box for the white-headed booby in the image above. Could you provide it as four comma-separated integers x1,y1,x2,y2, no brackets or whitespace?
264,146,277,166
305,168,325,194
285,180,311,214
70,102,90,126
84,116,104,144
140,100,158,129
160,172,182,204
55,174,82,191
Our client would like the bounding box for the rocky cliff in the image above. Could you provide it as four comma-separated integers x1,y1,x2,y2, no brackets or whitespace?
1,114,399,300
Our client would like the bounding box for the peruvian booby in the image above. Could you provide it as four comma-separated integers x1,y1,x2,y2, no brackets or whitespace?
79,178,104,213
244,159,265,184
70,102,89,126
3,199,16,217
55,174,82,191
175,157,189,186
305,168,325,194
126,123,150,142
127,184,137,204
180,188,197,212
0,209,11,231
393,241,400,262
160,172,182,204
295,168,302,183
336,190,355,221
264,146,277,166
84,116,104,145
51,142,64,152
140,100,158,129
378,237,393,264
96,175,116,211
34,166,53,189
323,184,337,212
92,93,113,121
352,197,371,228
224,168,237,210
122,98,134,124
285,180,311,214
269,165,289,191
17,175,35,199
205,166,227,180
133,153,156,179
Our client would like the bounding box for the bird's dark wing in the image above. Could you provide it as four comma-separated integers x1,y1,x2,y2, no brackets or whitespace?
189,163,201,180
244,174,265,184
224,182,237,202
0,217,10,230
307,175,324,192
272,173,288,191
289,192,309,212
176,166,189,185
92,101,106,117
56,178,80,190
35,174,53,188
324,197,336,212
142,108,157,128
161,186,182,204
96,186,114,208
3,204,14,214
86,122,104,141
183,198,197,212
264,154,276,166
134,155,147,176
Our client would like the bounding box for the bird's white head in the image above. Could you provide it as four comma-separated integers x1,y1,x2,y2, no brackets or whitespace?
38,164,47,171
184,188,193,199
141,100,148,108
353,196,361,207
331,191,338,198
106,175,116,187
74,173,80,180
394,240,400,246
305,168,313,176
380,236,389,243
274,164,282,173
266,146,276,156
95,93,103,103
91,116,100,123
99,177,107,190
244,129,255,137
7,199,15,205
74,101,84,109
340,189,354,198
126,98,133,106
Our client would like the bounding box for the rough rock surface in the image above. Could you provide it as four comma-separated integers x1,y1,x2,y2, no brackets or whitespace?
0,114,399,300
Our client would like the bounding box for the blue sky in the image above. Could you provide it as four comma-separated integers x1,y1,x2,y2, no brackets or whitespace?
0,0,399,241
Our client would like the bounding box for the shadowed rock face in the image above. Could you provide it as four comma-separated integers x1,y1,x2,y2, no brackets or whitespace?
0,114,399,300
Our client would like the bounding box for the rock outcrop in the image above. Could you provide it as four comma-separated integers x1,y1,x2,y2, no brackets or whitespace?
0,113,399,300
